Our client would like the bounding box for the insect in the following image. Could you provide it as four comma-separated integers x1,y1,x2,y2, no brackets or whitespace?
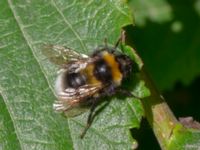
43,32,135,138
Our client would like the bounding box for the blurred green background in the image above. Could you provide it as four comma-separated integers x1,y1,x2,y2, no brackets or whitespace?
127,0,200,149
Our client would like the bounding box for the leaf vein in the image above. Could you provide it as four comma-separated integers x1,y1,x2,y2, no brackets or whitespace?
51,0,88,52
0,88,23,150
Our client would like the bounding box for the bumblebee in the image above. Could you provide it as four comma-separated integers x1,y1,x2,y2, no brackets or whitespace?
43,32,135,138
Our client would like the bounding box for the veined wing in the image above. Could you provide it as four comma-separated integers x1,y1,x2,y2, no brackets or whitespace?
42,44,88,65
53,84,103,117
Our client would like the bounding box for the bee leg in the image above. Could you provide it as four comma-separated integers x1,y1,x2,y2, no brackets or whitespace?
117,88,140,99
104,38,108,48
80,99,98,139
80,99,110,138
114,30,126,49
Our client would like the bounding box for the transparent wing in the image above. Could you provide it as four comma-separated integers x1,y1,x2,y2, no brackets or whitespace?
53,84,103,117
42,44,88,65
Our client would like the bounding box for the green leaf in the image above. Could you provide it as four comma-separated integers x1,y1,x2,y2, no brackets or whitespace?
0,94,21,149
0,0,146,149
168,125,200,150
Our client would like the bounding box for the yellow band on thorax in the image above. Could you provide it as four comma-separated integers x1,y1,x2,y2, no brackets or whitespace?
102,51,122,85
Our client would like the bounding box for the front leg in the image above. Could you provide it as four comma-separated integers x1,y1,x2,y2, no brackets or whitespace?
116,88,139,99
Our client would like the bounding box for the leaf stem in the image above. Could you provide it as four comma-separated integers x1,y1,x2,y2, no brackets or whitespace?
140,68,179,149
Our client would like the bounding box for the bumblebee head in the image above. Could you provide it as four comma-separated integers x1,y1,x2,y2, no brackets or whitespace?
116,54,133,78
